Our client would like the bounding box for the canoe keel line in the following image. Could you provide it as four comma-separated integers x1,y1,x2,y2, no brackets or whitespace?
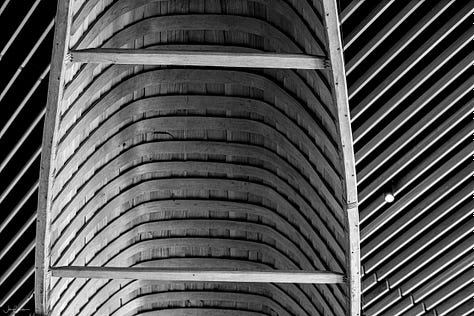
35,0,360,315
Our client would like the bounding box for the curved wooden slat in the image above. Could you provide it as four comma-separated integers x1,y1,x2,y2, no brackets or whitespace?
50,237,342,315
59,67,335,145
63,12,334,118
36,0,360,315
72,260,320,316
51,183,343,273
111,291,294,316
54,93,340,192
70,0,327,53
52,94,340,205
50,119,345,234
50,175,346,271
136,309,268,316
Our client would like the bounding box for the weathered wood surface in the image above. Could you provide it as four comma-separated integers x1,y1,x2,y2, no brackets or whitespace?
70,49,329,69
36,0,360,315
52,267,345,283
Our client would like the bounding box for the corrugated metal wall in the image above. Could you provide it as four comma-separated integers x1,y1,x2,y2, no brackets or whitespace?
0,0,471,315
0,0,55,314
341,0,473,315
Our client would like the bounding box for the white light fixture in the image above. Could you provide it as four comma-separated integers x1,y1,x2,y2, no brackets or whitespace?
384,191,395,203
384,183,395,203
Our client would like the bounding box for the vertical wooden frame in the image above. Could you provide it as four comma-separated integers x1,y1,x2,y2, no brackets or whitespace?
322,0,362,315
34,0,73,313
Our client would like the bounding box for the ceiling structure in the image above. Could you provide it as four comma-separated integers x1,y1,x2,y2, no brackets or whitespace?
0,0,472,315
339,1,473,314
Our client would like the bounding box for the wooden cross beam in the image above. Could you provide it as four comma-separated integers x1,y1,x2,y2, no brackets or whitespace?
51,266,345,284
68,49,330,69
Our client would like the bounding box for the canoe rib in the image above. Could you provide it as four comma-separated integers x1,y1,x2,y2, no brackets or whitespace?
35,0,360,315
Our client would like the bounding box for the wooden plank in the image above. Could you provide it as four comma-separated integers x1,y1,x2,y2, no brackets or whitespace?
137,308,267,316
353,34,473,142
348,0,457,96
396,236,474,292
433,283,474,315
0,147,40,206
69,49,329,69
0,181,38,234
111,292,294,316
361,147,473,240
0,108,45,175
375,209,473,284
0,65,49,141
0,266,34,307
0,0,42,61
0,0,12,17
340,0,367,24
0,213,35,262
346,0,425,76
364,186,473,271
70,0,326,53
34,0,73,313
442,297,474,316
322,0,361,315
59,67,337,144
357,76,473,196
56,260,321,316
358,104,472,215
356,61,472,165
0,240,35,288
51,266,344,283
373,295,414,316
343,0,396,49
0,20,53,104
419,265,474,308
363,288,402,316
83,267,317,316
363,280,390,307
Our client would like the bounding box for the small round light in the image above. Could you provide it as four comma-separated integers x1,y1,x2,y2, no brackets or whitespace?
384,192,395,203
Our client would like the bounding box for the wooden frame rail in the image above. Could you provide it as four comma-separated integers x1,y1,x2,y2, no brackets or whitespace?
68,49,330,69
51,266,345,284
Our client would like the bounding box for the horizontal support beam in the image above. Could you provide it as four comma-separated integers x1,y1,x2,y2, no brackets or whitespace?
51,266,344,284
68,49,329,69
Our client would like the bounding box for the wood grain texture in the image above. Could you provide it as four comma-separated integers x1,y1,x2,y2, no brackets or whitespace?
69,49,330,69
52,267,344,283
322,0,361,314
37,0,360,315
34,0,72,313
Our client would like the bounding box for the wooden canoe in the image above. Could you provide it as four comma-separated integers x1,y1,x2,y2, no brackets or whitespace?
35,0,360,315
